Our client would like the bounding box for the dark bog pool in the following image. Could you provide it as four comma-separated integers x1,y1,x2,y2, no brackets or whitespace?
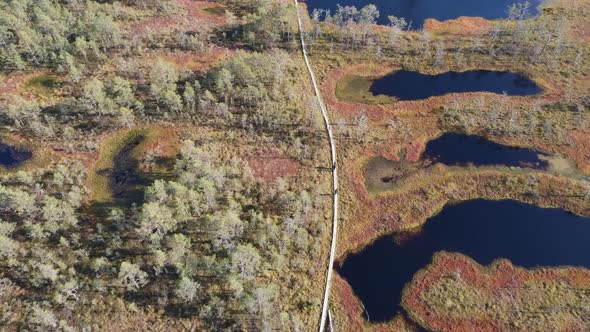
370,70,542,100
305,0,541,27
337,199,590,322
0,143,32,168
424,133,548,169
110,135,149,205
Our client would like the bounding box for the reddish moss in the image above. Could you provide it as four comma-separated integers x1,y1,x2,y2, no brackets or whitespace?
402,253,590,331
161,47,233,72
128,0,227,38
405,140,425,162
247,153,299,181
424,16,494,36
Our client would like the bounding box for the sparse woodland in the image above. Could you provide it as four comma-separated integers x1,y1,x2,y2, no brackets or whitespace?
0,0,589,331
0,0,331,330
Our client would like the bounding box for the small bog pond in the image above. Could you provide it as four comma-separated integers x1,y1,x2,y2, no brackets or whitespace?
337,199,590,323
369,70,542,101
364,133,550,193
305,0,542,27
0,143,32,168
424,133,549,169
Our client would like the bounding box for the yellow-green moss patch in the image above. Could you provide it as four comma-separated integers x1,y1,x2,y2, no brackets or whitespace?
335,75,396,104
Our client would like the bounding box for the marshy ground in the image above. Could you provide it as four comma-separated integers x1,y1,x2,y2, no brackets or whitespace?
302,0,590,330
0,0,588,330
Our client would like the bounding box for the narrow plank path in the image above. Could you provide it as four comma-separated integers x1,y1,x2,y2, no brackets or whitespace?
292,1,340,331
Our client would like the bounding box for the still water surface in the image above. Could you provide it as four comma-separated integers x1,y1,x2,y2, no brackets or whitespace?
305,0,542,27
338,199,590,322
369,70,542,100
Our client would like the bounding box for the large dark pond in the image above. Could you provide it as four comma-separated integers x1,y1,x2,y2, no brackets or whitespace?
370,70,542,101
337,199,590,323
424,133,549,169
304,0,542,27
0,143,32,168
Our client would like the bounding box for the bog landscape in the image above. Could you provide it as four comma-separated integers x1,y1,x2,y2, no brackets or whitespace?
0,0,588,331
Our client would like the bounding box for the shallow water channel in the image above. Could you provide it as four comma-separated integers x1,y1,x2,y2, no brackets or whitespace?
369,70,542,101
0,142,32,168
337,199,590,323
305,0,542,27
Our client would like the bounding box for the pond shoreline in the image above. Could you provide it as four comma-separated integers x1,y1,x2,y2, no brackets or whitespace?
305,0,543,28
338,199,590,323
